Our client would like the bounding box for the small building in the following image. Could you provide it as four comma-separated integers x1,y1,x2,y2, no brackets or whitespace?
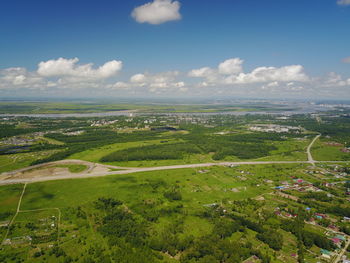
335,235,346,241
331,237,342,246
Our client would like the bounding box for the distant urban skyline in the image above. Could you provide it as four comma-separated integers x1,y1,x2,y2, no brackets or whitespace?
1,0,350,99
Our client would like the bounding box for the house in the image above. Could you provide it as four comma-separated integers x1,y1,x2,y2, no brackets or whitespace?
315,213,327,219
335,235,346,241
329,225,339,231
331,237,342,246
321,249,332,259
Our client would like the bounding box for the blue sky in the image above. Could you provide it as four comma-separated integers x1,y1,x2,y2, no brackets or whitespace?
0,0,349,99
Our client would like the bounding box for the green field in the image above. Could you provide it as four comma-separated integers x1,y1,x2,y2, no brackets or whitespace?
1,160,349,262
1,105,350,263
68,136,310,167
311,140,350,161
69,139,183,163
0,101,298,114
53,164,87,173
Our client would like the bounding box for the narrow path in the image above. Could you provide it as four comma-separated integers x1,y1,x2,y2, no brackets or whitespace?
307,134,321,166
1,183,27,245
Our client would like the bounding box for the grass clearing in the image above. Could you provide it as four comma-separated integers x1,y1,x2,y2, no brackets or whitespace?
68,138,182,163
0,150,61,173
312,140,350,161
53,164,87,173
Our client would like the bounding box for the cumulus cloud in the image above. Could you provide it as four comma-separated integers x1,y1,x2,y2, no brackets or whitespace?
188,67,214,78
1,56,350,98
130,73,146,83
189,58,309,86
128,71,185,92
0,67,46,90
342,56,350,63
109,81,130,89
337,0,350,6
37,58,122,79
218,58,243,75
131,0,181,25
322,72,350,87
224,65,309,84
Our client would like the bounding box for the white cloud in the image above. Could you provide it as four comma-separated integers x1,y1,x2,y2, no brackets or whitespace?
337,0,350,6
218,58,243,75
111,82,130,89
188,58,244,83
131,0,181,25
188,67,214,78
225,65,309,84
128,71,184,92
0,67,46,89
322,72,350,87
189,58,309,86
1,56,350,98
130,73,146,83
267,81,279,87
342,56,350,63
174,81,185,88
37,58,122,79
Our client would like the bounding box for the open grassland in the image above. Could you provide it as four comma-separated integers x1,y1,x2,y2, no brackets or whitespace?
0,101,296,114
19,164,305,211
68,138,183,163
1,163,347,263
0,184,23,241
66,130,311,168
0,150,60,174
53,164,87,173
0,184,23,221
236,138,310,162
311,140,350,161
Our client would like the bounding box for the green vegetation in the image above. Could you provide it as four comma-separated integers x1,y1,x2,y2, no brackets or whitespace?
54,164,87,173
1,102,350,263
2,161,349,263
312,140,350,161
101,143,201,162
0,101,298,114
0,184,22,221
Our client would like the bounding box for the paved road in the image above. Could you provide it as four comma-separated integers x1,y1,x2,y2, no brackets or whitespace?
0,159,132,177
307,134,321,165
1,159,349,186
1,134,348,186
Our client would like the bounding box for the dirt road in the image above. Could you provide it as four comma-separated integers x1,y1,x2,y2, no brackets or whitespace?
307,134,321,165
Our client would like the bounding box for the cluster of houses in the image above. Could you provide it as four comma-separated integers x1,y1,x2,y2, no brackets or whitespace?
0,136,36,146
249,124,302,133
63,130,84,136
341,147,350,153
274,206,349,260
275,178,321,193
306,166,349,179
320,232,348,260
90,119,118,127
